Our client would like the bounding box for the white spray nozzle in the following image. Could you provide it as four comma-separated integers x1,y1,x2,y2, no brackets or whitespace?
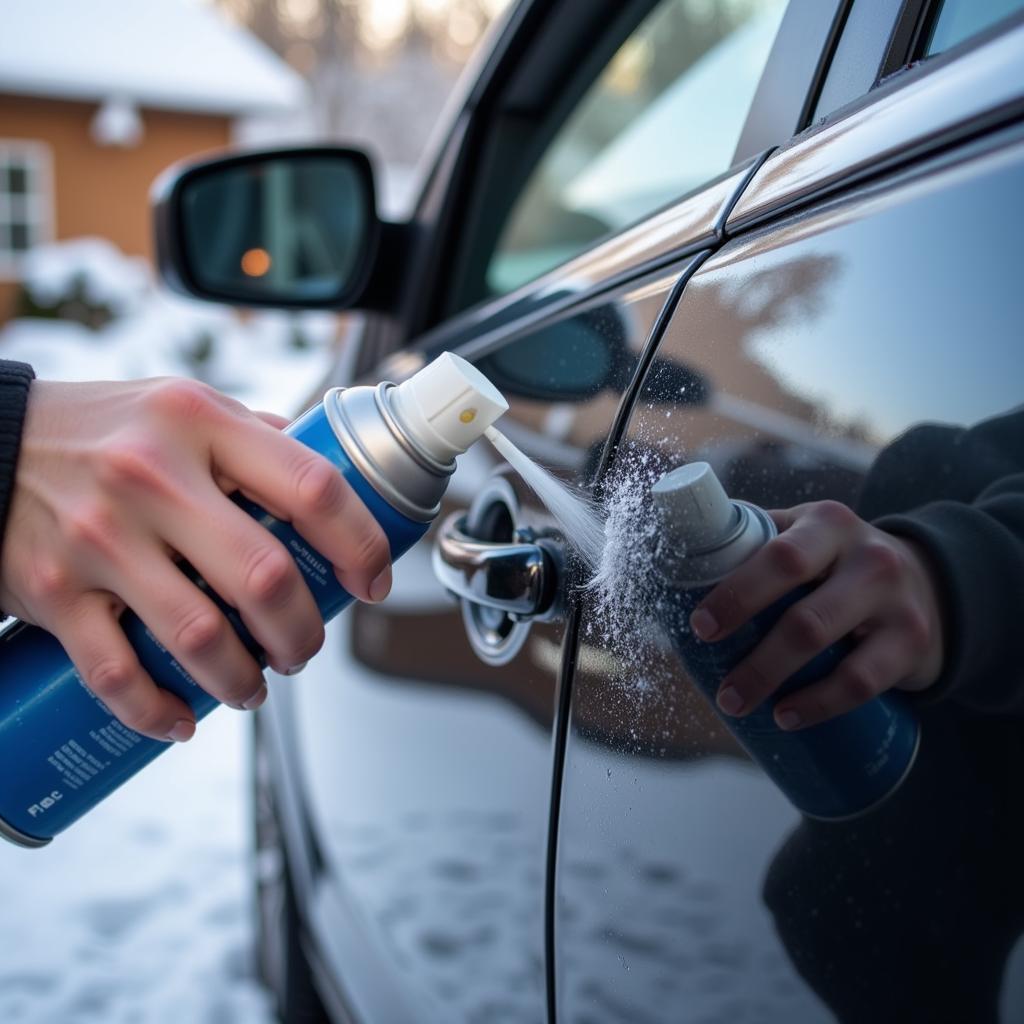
390,352,508,463
651,462,738,550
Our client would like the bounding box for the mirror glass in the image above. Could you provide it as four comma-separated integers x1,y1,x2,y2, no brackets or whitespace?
477,314,623,402
476,311,710,406
180,154,372,305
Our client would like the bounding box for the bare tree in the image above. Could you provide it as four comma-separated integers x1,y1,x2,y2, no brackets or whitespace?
215,0,505,166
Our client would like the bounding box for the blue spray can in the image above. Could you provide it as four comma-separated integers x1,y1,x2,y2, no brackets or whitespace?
0,353,508,847
651,462,919,820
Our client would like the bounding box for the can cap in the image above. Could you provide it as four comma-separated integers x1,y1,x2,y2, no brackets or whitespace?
390,352,508,463
651,462,738,550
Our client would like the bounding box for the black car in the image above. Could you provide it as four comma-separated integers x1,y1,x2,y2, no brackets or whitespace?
154,1,1024,1021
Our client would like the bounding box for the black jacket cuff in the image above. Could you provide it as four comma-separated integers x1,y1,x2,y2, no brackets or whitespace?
875,481,1024,715
0,360,35,564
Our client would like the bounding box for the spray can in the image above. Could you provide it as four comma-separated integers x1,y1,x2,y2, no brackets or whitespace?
651,462,919,821
0,353,507,847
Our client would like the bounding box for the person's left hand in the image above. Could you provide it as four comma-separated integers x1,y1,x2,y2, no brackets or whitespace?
688,500,945,731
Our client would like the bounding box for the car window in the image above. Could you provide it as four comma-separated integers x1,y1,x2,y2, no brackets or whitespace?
484,0,788,297
924,0,1024,56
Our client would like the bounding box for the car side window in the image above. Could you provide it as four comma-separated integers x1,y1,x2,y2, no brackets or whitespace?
924,0,1024,55
484,0,788,297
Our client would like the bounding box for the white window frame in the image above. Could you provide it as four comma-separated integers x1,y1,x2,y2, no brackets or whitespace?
0,140,55,280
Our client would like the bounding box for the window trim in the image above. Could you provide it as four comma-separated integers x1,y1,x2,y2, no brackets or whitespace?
812,0,907,122
816,1,1024,125
878,0,934,78
726,14,1024,233
0,140,55,280
732,0,852,161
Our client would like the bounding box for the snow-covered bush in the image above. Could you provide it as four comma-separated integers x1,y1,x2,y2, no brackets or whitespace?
1,238,343,414
14,238,150,329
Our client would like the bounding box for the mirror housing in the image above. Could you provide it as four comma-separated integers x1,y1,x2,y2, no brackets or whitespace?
152,146,381,309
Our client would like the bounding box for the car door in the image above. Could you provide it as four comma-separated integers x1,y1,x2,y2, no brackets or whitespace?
271,0,826,1020
552,5,1024,1023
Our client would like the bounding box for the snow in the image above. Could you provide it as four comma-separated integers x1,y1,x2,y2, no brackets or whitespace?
0,237,343,1023
19,239,151,314
4,238,339,414
0,712,276,1024
0,0,306,116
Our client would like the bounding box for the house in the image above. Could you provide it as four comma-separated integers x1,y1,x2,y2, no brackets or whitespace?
0,0,306,322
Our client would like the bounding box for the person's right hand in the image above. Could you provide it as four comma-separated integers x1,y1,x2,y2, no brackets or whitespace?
689,500,944,731
0,378,392,743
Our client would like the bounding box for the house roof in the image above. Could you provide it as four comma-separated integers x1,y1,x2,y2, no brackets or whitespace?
0,0,306,116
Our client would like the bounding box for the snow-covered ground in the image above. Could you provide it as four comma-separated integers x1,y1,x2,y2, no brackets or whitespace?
0,238,341,1024
0,712,276,1024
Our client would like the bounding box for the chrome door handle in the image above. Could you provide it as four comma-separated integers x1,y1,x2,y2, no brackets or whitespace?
432,512,558,619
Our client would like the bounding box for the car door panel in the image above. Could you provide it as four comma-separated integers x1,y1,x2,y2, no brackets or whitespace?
553,113,1024,1022
257,0,849,1016
290,250,716,1023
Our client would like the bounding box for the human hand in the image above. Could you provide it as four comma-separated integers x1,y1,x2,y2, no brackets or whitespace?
0,378,392,742
688,500,944,731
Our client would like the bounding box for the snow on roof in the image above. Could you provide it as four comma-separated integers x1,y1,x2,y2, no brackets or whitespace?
0,0,307,116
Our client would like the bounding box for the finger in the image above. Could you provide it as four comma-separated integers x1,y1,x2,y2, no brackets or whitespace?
766,507,801,532
115,545,270,709
772,628,912,730
253,411,290,431
212,416,287,512
690,500,858,642
154,481,325,673
57,596,197,741
210,421,392,603
211,477,289,522
715,558,883,717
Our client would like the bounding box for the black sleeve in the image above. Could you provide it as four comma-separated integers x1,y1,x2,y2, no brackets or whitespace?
856,408,1024,715
0,360,35,565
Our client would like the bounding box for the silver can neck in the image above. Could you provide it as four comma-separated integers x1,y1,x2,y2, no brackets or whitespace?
658,499,776,587
324,383,455,524
653,462,776,586
375,383,457,479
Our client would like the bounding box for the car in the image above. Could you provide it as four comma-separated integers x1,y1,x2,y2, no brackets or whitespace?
153,0,1024,1021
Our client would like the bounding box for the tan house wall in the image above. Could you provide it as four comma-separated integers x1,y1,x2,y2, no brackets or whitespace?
0,94,232,322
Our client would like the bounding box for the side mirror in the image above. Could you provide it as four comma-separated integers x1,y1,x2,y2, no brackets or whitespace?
152,147,380,309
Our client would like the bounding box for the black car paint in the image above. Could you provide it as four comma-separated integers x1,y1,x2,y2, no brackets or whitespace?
556,121,1024,1024
249,3,1024,1022
285,261,698,1023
